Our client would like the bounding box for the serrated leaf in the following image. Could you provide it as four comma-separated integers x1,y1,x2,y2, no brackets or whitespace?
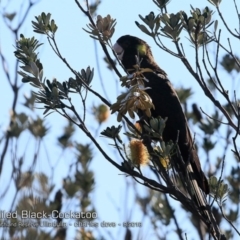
30,62,39,78
39,69,43,82
135,22,152,36
45,13,51,25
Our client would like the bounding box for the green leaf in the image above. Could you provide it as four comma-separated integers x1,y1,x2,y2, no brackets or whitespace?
135,22,152,36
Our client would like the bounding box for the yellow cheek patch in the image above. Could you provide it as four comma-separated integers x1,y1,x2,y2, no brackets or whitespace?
137,44,147,56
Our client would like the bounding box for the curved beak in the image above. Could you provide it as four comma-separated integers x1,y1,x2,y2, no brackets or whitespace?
113,42,124,60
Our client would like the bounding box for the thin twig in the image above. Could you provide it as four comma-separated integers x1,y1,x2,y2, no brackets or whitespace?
200,107,229,125
164,194,184,240
174,41,237,132
232,93,240,161
216,6,240,39
233,0,240,34
93,40,110,100
0,0,39,176
74,0,122,78
219,204,240,236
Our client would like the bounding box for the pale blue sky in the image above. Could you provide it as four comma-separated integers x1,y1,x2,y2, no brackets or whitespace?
0,0,239,239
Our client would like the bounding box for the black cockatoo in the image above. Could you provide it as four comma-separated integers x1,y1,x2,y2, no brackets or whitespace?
113,35,209,195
